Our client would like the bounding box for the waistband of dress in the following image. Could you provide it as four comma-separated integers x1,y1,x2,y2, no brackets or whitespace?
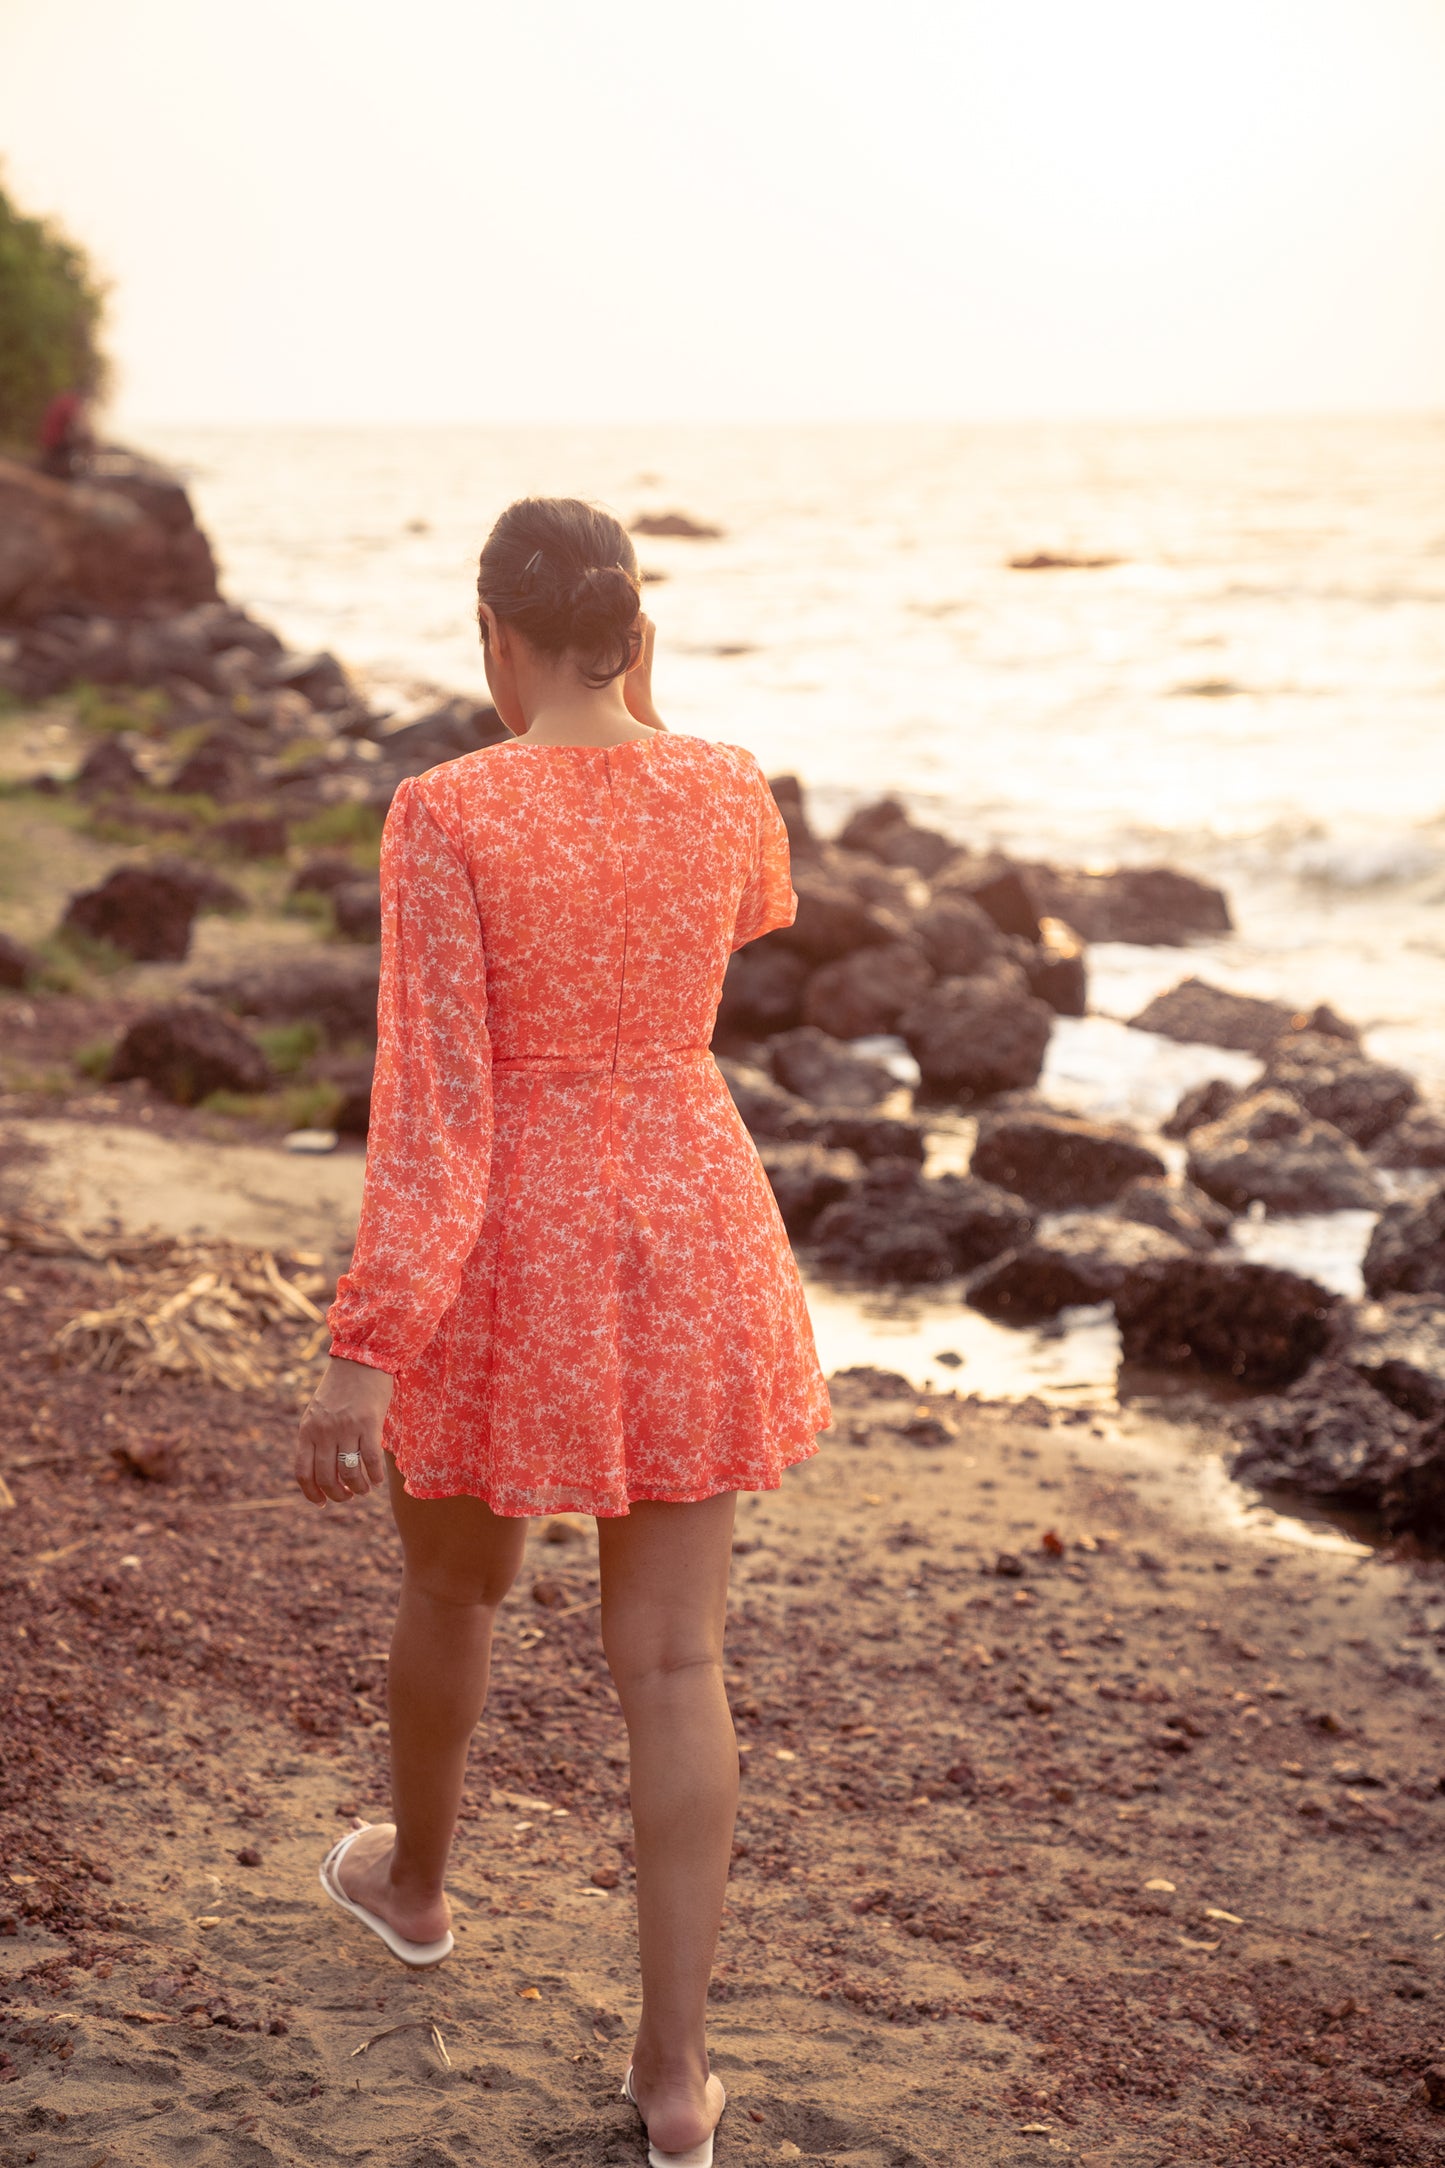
490,1046,714,1076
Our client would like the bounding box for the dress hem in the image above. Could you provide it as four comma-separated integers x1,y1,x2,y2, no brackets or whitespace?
393,1434,824,1518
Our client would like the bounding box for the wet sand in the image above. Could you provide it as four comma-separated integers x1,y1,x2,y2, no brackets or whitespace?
5,1240,1445,2167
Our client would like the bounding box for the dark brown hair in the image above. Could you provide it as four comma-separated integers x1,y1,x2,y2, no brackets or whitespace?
476,497,642,689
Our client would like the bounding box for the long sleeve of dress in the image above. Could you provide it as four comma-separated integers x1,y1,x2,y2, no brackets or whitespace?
729,760,798,952
326,778,493,1374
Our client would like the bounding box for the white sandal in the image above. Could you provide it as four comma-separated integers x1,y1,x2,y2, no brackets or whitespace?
621,2063,726,2168
318,1823,454,1968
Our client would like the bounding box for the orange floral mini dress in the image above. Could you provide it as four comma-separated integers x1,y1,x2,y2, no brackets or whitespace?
326,732,832,1515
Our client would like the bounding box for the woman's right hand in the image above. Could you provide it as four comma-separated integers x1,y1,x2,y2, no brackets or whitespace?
624,613,667,731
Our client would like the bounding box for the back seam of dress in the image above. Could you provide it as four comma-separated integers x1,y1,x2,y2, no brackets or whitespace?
606,749,629,1082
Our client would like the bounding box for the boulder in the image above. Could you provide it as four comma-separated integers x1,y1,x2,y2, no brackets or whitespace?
806,1111,927,1165
758,1142,864,1236
106,1001,271,1105
1263,1030,1416,1146
289,853,362,899
1112,1175,1231,1251
0,453,219,623
714,944,808,1038
898,965,1054,1099
1372,1107,1445,1171
1130,977,1295,1054
932,855,1043,942
800,942,933,1039
269,650,352,710
836,798,955,877
1163,1076,1243,1139
1362,1185,1445,1299
75,735,142,796
769,1025,896,1109
912,894,1001,978
1231,1362,1424,1505
377,698,509,773
770,865,898,963
1029,866,1232,946
628,511,724,539
1185,1091,1383,1214
61,860,219,962
0,930,39,989
196,952,381,1042
715,1057,812,1139
766,774,821,862
811,1162,1032,1284
1333,1295,1445,1423
971,1111,1165,1208
1378,1421,1445,1543
212,812,288,859
168,729,255,802
1023,918,1088,1018
968,1216,1189,1322
1114,1255,1338,1387
317,1055,375,1136
332,879,383,943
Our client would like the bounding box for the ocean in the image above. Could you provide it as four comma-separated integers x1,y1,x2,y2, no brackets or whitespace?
141,417,1445,1413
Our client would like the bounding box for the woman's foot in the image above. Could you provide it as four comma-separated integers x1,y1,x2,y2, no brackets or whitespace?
336,1823,451,1947
627,2055,726,2156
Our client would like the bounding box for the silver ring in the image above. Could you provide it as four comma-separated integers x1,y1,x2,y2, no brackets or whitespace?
338,1451,363,1468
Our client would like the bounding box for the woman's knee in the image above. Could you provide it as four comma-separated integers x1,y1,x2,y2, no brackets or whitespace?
602,1630,726,1702
403,1554,520,1612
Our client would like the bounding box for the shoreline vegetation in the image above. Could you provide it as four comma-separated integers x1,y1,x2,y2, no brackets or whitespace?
4,446,1445,2160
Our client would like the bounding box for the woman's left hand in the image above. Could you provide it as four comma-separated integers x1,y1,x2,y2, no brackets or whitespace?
295,1357,394,1504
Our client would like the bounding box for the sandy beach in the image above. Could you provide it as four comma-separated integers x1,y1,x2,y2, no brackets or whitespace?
4,1233,1445,2167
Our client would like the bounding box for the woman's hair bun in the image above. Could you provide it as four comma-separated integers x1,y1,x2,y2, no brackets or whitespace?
476,500,642,688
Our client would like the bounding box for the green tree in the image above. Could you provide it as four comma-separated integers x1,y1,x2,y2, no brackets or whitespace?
0,173,109,454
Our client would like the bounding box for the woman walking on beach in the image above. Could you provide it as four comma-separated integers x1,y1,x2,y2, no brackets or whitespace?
294,497,831,2166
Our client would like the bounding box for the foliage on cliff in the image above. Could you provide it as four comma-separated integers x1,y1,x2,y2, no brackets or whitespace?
0,173,109,452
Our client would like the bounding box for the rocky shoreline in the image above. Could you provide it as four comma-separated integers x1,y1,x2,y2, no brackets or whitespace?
3,448,1445,1543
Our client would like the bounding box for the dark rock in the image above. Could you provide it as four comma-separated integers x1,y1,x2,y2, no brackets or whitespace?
912,894,1001,978
1295,1002,1362,1046
1231,1361,1422,1505
332,879,383,943
628,511,723,539
289,853,361,899
769,1025,896,1109
1112,1175,1231,1251
771,865,898,964
315,1054,374,1136
196,952,381,1043
968,1216,1189,1322
1130,977,1294,1054
1263,1030,1416,1146
1363,1185,1445,1299
62,861,211,962
1024,918,1088,1017
1372,1108,1445,1171
0,452,220,623
1333,1295,1445,1423
377,698,509,774
800,942,933,1039
75,735,142,796
810,1162,1032,1284
835,798,955,878
1030,868,1232,947
1115,1255,1339,1387
715,1057,812,1139
971,1111,1165,1208
1008,551,1122,571
932,855,1043,943
168,729,254,802
1186,1091,1383,1214
269,650,352,710
715,944,808,1038
106,1002,271,1105
1163,1076,1244,1139
212,812,288,859
898,965,1054,1099
758,1143,863,1235
0,930,39,989
1379,1420,1445,1543
807,1112,927,1165
147,855,246,916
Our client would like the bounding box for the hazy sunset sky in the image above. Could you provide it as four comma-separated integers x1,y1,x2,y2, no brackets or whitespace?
1,0,1441,425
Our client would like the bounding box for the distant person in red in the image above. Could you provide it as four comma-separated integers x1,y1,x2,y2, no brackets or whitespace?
38,389,92,479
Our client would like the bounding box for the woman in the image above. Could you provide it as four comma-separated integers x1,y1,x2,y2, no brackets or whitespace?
294,497,831,2166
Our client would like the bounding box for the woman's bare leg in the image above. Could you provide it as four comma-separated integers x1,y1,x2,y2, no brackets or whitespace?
598,1490,737,2156
337,1458,528,1943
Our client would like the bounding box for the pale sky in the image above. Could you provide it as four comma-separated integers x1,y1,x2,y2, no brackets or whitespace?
1,0,1442,425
